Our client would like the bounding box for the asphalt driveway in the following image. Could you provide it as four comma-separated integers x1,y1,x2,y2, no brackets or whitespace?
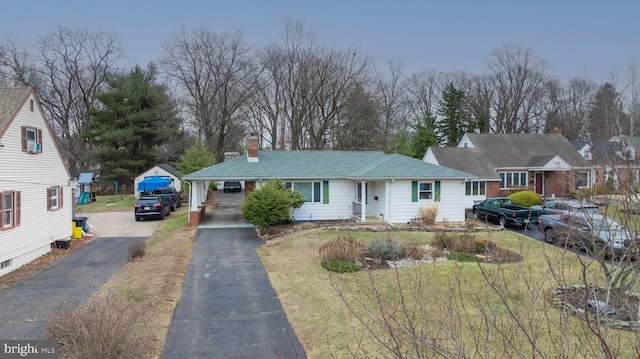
162,192,306,358
0,211,161,339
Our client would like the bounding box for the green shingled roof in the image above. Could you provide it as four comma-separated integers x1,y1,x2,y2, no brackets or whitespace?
183,151,475,181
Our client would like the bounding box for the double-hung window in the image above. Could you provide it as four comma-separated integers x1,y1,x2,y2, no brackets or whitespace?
48,186,63,211
0,191,20,229
21,126,42,153
419,182,433,200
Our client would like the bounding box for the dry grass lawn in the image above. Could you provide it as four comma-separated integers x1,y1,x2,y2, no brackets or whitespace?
258,229,640,358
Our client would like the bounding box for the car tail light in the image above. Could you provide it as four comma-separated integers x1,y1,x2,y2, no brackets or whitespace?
511,212,517,217
169,195,174,201
154,203,162,208
134,205,141,209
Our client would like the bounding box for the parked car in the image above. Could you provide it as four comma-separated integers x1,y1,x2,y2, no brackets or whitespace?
150,187,182,211
531,199,600,215
223,181,242,193
538,212,639,259
472,197,541,227
135,195,171,221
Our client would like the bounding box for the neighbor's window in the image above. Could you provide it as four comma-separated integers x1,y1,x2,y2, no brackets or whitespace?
419,182,433,200
499,172,527,189
285,181,321,203
465,181,486,196
575,171,589,189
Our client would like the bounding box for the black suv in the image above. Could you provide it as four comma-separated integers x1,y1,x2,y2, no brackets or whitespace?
151,187,182,211
135,195,171,221
223,181,242,193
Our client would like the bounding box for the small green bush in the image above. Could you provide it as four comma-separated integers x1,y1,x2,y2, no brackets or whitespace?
242,179,306,229
508,190,543,207
446,252,478,262
319,236,363,263
473,239,495,253
321,260,361,273
367,238,406,260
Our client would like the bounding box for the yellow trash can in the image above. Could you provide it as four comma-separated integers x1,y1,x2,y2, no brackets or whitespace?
72,224,83,239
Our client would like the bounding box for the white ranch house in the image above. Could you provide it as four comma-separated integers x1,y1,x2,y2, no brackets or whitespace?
183,136,475,226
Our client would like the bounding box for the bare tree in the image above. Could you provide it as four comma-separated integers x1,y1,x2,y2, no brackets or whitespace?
302,47,369,149
487,44,550,134
373,59,407,146
544,77,597,140
0,26,122,173
463,74,493,133
404,70,441,123
161,27,259,162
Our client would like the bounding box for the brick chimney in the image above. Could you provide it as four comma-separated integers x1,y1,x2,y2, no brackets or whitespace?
550,127,563,135
247,133,259,162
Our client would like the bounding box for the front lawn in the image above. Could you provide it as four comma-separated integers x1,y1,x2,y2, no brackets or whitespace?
258,229,640,358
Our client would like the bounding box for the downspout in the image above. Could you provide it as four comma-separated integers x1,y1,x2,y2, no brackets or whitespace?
184,180,192,225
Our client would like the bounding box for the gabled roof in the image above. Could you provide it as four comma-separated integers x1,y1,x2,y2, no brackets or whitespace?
184,151,475,181
426,147,500,180
157,163,180,177
571,140,639,165
463,133,590,168
0,87,33,138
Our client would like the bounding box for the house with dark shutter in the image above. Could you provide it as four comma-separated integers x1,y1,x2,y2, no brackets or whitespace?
183,135,475,226
423,130,592,210
0,87,72,277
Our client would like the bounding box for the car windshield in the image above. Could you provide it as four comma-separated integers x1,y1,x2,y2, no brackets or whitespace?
590,217,622,231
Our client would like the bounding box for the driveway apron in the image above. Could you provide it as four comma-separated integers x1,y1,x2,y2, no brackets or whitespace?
0,236,144,339
162,227,306,359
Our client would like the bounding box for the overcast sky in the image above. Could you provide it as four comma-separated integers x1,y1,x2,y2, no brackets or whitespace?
1,0,638,82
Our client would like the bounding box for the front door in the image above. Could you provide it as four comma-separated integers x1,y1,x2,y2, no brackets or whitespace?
535,173,543,195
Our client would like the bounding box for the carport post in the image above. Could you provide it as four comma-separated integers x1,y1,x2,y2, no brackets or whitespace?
185,180,192,225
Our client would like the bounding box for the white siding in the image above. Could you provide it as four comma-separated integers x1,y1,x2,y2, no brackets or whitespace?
0,93,72,277
257,179,354,221
387,179,466,224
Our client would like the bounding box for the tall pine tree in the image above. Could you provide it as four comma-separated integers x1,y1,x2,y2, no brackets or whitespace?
86,64,184,185
436,83,468,147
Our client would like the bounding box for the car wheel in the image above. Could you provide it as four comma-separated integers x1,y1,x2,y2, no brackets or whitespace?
135,216,141,221
170,204,176,212
473,209,482,220
498,215,507,228
543,228,555,244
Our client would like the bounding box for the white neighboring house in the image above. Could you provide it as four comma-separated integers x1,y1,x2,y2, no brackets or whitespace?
0,87,72,277
133,164,181,199
183,135,476,226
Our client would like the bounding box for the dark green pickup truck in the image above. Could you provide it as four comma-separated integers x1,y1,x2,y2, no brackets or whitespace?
472,197,541,227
